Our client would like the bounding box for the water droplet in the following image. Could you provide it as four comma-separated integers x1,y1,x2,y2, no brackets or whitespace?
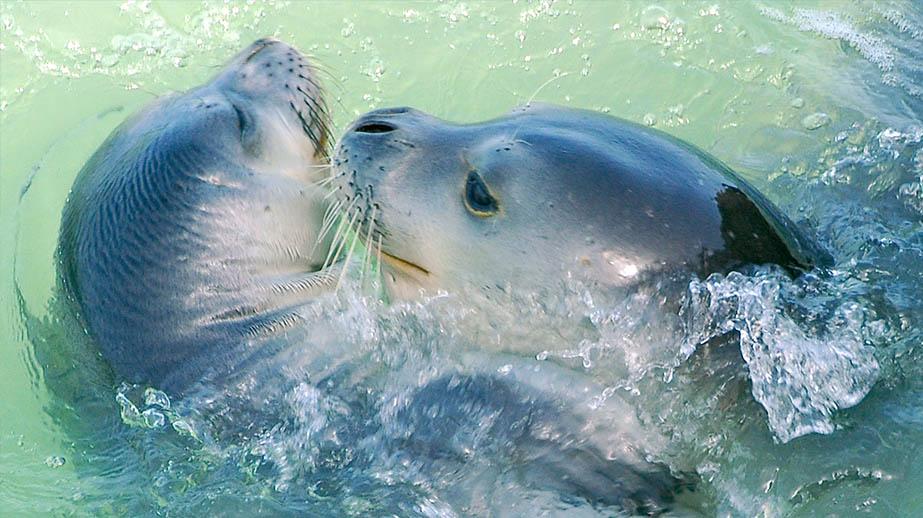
341,20,355,38
45,456,66,468
640,5,672,30
116,392,143,426
172,419,198,440
144,388,171,410
141,409,165,428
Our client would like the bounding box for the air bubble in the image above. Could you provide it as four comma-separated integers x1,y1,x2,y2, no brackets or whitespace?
802,112,831,130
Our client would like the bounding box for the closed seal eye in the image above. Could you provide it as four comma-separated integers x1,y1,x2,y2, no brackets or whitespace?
464,171,499,216
230,101,260,154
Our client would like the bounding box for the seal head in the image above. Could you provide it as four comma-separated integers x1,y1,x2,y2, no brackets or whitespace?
58,39,336,393
332,104,828,298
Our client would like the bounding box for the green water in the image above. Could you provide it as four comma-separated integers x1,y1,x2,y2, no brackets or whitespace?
2,1,922,515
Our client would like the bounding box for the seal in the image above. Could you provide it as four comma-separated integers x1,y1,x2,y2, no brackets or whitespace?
330,103,828,298
57,38,338,394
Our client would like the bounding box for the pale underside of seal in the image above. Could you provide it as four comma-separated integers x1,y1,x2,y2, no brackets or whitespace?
57,39,339,394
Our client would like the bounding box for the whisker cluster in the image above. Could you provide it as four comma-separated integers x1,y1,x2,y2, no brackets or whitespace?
313,159,386,293
286,58,333,160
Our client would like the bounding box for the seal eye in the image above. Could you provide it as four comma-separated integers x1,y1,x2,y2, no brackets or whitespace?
230,102,260,154
464,171,498,216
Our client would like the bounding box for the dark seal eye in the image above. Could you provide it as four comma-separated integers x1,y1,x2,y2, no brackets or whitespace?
464,171,498,216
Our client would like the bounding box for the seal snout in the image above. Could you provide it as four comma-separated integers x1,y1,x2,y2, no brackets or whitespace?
212,38,331,166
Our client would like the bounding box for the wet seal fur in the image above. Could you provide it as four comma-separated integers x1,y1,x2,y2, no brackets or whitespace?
57,39,337,394
331,103,829,298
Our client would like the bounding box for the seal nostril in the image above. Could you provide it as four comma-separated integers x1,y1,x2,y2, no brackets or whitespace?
354,122,397,134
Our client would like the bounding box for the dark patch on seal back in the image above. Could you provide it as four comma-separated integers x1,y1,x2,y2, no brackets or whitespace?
667,132,832,273
708,186,811,275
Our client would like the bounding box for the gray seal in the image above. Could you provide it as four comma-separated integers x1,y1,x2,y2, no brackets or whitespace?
330,103,828,298
58,39,338,394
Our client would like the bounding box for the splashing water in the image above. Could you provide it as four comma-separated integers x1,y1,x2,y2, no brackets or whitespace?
682,270,881,443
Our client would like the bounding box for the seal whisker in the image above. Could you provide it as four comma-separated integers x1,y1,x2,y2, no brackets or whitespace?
318,199,343,237
312,200,344,254
335,218,362,292
324,200,360,271
290,101,323,157
323,185,345,200
314,171,344,188
508,72,572,142
303,93,332,135
525,72,570,107
324,200,356,254
321,202,352,269
296,58,346,117
375,233,383,280
360,205,377,287
317,202,346,248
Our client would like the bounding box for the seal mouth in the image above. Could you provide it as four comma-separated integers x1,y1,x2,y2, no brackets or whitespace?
379,250,431,277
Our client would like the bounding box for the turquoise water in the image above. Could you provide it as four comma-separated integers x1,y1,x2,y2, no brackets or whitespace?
2,1,922,515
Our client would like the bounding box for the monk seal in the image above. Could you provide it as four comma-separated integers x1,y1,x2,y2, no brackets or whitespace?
330,103,828,298
57,38,338,394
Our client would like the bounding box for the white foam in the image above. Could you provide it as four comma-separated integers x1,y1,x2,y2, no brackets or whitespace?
760,6,895,72
683,270,881,443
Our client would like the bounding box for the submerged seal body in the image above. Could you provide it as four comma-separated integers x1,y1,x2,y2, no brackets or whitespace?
58,39,337,393
331,104,826,297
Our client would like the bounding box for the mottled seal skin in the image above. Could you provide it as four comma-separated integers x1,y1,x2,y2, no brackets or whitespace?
58,39,337,394
331,104,828,298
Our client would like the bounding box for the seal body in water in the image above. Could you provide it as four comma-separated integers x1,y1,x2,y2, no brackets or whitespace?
327,103,829,513
331,103,827,297
58,39,337,394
